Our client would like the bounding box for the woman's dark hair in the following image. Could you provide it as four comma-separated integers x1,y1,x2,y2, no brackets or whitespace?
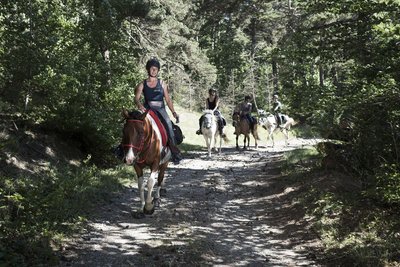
209,88,217,94
146,58,160,71
245,95,251,101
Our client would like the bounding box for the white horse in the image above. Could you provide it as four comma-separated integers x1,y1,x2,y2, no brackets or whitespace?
201,110,227,157
259,114,296,147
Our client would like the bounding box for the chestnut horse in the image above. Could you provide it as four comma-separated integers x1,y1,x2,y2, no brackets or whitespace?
121,109,171,217
232,111,259,150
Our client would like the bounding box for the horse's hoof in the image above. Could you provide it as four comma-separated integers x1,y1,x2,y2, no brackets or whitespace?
160,188,167,197
131,211,145,219
153,198,161,207
143,206,155,215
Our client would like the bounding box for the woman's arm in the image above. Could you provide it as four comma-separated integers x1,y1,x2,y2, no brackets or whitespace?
214,97,220,111
274,101,281,111
134,82,146,111
162,80,178,119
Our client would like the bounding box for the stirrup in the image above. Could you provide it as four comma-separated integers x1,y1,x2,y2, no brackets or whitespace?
172,153,182,164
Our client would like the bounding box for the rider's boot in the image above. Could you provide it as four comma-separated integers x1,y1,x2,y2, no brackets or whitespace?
169,144,182,164
196,129,202,135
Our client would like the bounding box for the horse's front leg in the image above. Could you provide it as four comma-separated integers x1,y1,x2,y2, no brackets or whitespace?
143,171,157,214
210,133,216,155
155,163,168,203
204,136,211,157
269,130,275,147
138,175,145,211
243,135,247,150
133,165,146,216
236,134,239,150
217,135,222,154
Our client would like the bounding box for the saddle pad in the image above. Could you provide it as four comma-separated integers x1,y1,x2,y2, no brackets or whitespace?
147,109,168,147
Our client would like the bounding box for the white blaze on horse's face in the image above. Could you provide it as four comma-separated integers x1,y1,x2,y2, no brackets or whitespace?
259,117,267,125
204,113,213,129
125,147,135,165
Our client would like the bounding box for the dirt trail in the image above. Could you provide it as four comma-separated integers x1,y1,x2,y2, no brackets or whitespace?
60,139,322,266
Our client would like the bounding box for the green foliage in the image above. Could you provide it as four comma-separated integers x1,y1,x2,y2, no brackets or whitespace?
350,91,400,190
0,163,128,266
301,179,400,266
376,164,400,204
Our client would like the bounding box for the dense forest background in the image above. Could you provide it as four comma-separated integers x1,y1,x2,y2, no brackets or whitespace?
0,0,399,265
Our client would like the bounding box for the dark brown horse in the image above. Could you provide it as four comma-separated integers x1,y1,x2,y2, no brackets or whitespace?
232,111,259,150
121,109,171,217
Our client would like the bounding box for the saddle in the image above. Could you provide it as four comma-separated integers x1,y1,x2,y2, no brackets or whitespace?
147,109,168,147
280,114,287,124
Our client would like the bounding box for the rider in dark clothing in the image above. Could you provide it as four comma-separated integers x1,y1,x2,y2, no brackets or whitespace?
134,58,182,164
235,95,256,132
196,88,226,137
272,94,282,128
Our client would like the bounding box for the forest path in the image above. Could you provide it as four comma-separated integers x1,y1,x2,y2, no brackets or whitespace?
60,138,322,266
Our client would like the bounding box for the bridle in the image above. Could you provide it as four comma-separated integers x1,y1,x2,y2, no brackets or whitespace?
122,119,152,163
203,112,215,126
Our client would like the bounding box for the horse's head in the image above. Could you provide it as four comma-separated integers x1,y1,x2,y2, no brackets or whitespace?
257,109,267,117
202,110,215,129
258,117,268,126
121,109,148,165
232,111,240,127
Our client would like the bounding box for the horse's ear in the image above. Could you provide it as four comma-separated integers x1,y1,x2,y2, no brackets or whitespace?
122,109,129,119
139,109,149,120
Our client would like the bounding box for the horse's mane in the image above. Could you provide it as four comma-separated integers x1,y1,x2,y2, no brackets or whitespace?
128,110,145,119
203,109,213,115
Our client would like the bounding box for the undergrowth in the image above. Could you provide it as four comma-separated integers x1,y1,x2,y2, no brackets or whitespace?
0,163,134,266
282,147,400,267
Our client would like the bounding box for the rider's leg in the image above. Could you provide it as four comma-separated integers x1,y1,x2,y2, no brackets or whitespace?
277,113,282,127
196,115,204,135
217,117,223,135
156,108,182,163
247,114,254,132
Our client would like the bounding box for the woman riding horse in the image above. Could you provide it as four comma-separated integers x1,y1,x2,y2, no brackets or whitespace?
235,95,257,133
134,58,182,164
196,88,226,137
232,95,259,149
272,94,283,128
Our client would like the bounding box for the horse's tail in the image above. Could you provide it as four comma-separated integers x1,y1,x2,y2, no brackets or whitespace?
252,126,261,140
288,117,297,126
222,134,229,143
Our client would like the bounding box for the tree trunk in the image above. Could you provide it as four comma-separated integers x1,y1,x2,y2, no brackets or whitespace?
272,60,279,93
